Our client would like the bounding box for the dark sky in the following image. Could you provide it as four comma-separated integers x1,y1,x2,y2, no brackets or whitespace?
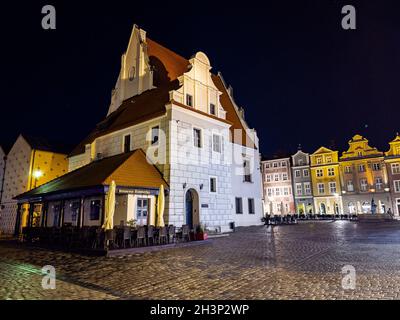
1,0,399,156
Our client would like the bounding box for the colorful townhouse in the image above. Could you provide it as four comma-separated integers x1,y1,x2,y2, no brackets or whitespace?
384,133,400,216
310,147,343,215
14,25,264,235
339,134,391,215
262,155,295,215
0,134,69,234
291,148,314,214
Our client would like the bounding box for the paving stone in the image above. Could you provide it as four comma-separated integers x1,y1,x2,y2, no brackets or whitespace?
1,221,400,299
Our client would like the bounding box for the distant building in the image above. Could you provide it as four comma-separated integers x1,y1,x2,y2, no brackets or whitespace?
0,134,69,234
291,149,315,214
384,133,400,216
340,134,391,215
310,147,343,215
262,156,295,215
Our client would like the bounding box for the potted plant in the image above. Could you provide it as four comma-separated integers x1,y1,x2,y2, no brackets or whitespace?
195,224,208,241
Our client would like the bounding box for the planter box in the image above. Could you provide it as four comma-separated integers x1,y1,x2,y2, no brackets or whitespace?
195,233,208,241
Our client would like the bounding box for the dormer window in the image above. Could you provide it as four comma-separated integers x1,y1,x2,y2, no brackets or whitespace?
210,103,216,116
186,94,193,107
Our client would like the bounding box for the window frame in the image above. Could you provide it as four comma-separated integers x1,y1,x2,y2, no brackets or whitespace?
209,176,217,194
193,128,202,148
235,197,243,214
186,94,193,107
212,134,222,153
123,134,132,153
248,198,255,214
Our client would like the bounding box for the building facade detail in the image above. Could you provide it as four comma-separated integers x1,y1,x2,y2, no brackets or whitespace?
262,157,295,215
340,134,391,215
310,147,343,215
0,135,69,234
291,149,314,214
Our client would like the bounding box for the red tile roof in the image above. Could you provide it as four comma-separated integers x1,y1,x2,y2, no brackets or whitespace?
69,38,255,157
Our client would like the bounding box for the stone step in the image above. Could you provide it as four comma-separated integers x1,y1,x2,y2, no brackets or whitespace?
357,214,395,222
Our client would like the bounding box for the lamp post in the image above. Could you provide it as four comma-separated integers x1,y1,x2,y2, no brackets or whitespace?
32,170,43,188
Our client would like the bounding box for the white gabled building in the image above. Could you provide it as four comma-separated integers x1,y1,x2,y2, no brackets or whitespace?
65,25,263,232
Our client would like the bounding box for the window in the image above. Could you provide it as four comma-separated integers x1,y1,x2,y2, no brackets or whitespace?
90,200,101,221
326,156,332,163
235,198,243,214
193,128,202,148
303,169,309,177
358,164,366,172
210,177,217,193
316,157,322,164
375,177,383,190
137,199,148,217
128,66,136,81
210,103,216,115
243,160,252,182
275,188,281,196
298,159,304,165
212,134,222,153
328,168,335,176
329,182,337,194
296,183,302,196
282,173,288,181
358,151,363,157
248,198,255,214
281,161,287,167
392,163,400,174
274,174,279,182
304,182,311,195
372,163,381,171
266,174,271,182
186,94,193,107
394,180,400,193
273,162,278,168
316,169,323,177
360,179,368,191
123,134,131,153
265,163,270,169
151,126,159,145
71,201,80,223
284,188,289,196
295,170,301,178
347,180,354,192
267,188,273,197
345,166,352,174
318,183,325,195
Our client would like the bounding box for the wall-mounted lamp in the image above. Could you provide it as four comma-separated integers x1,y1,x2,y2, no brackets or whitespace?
200,184,204,190
183,183,187,189
384,188,390,192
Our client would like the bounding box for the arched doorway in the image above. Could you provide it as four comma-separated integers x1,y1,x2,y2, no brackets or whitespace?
185,189,199,229
320,203,326,214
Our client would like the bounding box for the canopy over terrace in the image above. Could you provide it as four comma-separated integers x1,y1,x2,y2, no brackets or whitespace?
13,149,169,235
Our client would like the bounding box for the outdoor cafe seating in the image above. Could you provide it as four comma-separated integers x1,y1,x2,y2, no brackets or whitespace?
21,224,196,251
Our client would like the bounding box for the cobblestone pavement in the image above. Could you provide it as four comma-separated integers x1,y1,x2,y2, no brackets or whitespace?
1,221,400,300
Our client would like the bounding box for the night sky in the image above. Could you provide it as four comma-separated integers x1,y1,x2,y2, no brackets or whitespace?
1,0,399,156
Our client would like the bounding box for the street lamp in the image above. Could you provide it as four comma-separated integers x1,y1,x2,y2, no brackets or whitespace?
33,170,43,188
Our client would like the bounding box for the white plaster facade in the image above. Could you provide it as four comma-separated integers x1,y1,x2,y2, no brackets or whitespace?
0,137,32,234
68,25,263,232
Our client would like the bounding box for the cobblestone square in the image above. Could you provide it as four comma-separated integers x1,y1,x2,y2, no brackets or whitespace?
1,221,400,300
